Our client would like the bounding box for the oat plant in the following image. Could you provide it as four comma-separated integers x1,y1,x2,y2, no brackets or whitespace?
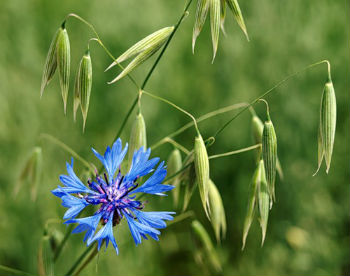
2,0,339,275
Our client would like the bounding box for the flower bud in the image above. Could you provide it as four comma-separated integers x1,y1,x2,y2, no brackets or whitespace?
242,161,260,250
258,160,269,246
56,23,71,114
166,149,182,207
320,80,336,174
262,112,277,201
77,50,92,131
128,112,147,169
40,28,60,97
194,135,210,217
208,179,226,242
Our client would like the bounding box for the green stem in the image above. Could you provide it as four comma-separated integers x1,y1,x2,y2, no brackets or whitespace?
72,245,99,276
213,60,331,139
0,265,34,276
65,245,96,276
259,99,271,121
167,211,195,226
108,0,193,143
54,224,74,261
40,133,94,173
151,102,248,149
143,90,200,135
164,162,192,182
66,14,140,89
141,0,193,90
208,144,261,160
160,137,190,155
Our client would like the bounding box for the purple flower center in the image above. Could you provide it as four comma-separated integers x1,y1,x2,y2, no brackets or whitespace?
84,170,143,226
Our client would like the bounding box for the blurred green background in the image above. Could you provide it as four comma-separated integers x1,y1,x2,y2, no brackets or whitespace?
0,0,349,275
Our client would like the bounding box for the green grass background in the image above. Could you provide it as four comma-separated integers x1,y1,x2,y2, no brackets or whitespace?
0,0,349,275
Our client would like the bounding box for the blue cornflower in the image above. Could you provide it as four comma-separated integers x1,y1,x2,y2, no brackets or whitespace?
52,138,175,254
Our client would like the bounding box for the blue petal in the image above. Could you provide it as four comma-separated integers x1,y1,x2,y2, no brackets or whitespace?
133,210,175,229
65,213,102,242
87,212,118,254
123,211,160,245
52,186,94,198
130,162,174,196
57,158,95,195
125,147,159,183
60,193,89,219
91,138,128,182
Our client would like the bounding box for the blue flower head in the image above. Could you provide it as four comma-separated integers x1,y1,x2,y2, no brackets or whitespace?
52,138,175,254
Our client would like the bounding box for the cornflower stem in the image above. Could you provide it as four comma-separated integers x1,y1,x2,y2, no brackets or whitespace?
151,102,248,149
65,244,97,276
72,245,99,276
167,211,195,226
0,265,34,276
54,224,74,261
40,133,94,173
143,90,200,135
65,13,140,89
213,60,331,139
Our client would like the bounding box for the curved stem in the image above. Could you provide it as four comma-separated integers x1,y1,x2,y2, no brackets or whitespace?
167,211,195,226
143,90,200,135
259,99,271,121
141,0,193,90
163,137,190,155
213,60,331,139
40,133,94,173
151,102,248,149
208,144,261,160
65,14,140,89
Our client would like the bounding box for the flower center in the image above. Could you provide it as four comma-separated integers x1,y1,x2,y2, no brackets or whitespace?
84,171,143,226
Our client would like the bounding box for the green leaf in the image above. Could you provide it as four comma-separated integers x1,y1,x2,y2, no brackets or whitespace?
106,26,174,71
128,112,147,169
78,51,93,131
166,149,183,207
320,80,336,174
181,153,197,211
208,179,226,242
210,0,221,62
40,28,60,97
191,220,222,272
258,160,269,246
192,0,209,53
262,111,277,202
56,24,71,114
226,0,249,40
108,43,163,84
14,147,42,201
194,135,210,218
220,0,227,35
242,162,260,250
